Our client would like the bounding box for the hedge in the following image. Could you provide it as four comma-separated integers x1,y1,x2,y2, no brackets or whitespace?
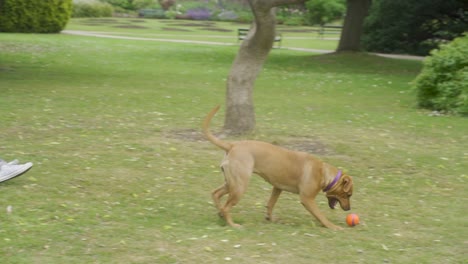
0,0,72,33
414,35,468,116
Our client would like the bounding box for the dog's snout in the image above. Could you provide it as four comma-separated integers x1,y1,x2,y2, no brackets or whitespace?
340,201,351,211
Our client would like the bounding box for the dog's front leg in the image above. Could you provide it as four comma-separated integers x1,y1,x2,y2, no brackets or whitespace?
265,187,282,221
300,195,343,230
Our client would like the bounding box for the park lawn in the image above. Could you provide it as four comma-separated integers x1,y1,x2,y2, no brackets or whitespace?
65,17,339,51
0,22,467,264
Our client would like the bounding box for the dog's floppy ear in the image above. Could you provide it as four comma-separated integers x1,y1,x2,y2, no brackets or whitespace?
342,175,353,193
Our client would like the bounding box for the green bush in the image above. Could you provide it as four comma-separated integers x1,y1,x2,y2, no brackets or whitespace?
414,35,468,116
133,0,158,10
72,0,114,18
305,0,345,26
236,10,254,23
0,0,72,33
101,0,133,10
283,15,305,26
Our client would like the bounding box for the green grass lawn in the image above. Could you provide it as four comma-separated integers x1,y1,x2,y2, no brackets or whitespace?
65,17,339,51
0,18,466,263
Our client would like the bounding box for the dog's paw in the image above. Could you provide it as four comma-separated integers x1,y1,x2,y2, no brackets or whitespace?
228,223,243,228
217,211,225,219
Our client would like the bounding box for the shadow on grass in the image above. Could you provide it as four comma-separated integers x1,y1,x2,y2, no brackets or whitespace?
268,52,422,75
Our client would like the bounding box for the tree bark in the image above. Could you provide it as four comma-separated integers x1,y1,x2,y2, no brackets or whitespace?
224,0,305,135
337,0,371,52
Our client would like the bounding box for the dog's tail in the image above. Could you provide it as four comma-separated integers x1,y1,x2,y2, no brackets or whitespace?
202,105,232,151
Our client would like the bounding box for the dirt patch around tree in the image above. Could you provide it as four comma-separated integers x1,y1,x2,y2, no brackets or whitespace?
167,129,331,156
279,139,331,156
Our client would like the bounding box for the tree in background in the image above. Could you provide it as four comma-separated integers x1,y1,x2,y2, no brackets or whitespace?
225,0,305,134
361,0,468,56
336,0,371,52
283,0,371,52
0,0,72,33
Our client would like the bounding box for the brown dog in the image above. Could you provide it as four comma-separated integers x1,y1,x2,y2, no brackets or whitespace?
202,106,353,230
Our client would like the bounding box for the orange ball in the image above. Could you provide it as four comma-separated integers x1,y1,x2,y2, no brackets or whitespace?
346,214,360,227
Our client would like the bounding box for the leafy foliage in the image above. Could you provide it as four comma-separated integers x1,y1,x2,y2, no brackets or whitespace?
277,7,306,26
414,35,468,116
72,0,114,18
362,0,468,55
0,0,72,33
133,0,159,10
101,0,134,10
305,0,345,25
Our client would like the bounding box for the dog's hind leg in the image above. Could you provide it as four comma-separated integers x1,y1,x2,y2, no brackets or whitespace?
265,187,282,221
221,191,244,227
212,160,231,217
212,183,229,214
219,160,251,228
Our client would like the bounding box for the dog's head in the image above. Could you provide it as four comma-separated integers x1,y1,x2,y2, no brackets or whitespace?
326,174,353,211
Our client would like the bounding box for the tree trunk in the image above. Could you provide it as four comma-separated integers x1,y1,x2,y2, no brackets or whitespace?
224,0,305,135
337,0,371,52
224,3,275,134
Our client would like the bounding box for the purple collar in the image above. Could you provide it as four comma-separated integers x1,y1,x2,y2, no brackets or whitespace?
323,170,342,192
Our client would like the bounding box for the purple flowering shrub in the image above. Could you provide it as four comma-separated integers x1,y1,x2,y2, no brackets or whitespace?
186,8,211,20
